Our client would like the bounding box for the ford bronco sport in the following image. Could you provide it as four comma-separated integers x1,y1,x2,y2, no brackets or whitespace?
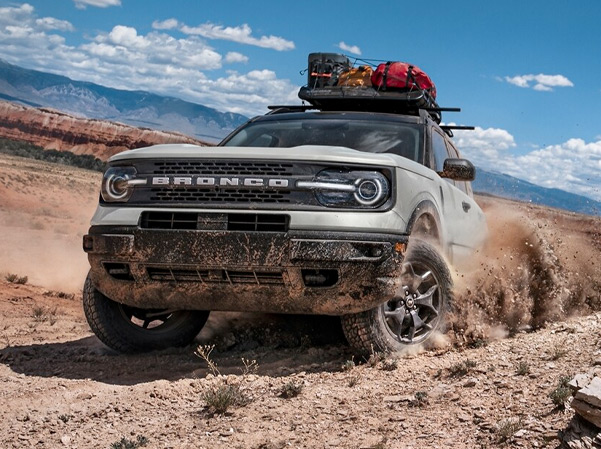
82,62,487,355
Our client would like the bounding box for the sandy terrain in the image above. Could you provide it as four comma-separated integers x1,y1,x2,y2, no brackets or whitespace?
1,153,600,448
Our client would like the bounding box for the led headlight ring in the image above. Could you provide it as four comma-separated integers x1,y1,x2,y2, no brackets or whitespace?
354,178,385,206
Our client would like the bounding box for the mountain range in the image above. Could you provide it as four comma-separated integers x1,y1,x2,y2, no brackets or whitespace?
0,59,599,216
473,169,601,216
0,59,247,143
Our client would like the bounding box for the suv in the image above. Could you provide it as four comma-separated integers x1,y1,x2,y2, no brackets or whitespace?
82,95,487,355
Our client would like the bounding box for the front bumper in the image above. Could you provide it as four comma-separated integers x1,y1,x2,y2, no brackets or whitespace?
84,227,408,315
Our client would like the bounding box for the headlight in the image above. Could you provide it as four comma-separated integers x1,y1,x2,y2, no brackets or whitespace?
297,170,390,208
101,166,145,202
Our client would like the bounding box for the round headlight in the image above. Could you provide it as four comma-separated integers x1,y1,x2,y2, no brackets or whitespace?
101,166,138,202
308,170,390,208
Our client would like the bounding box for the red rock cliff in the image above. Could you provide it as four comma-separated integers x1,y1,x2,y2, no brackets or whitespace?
0,100,210,160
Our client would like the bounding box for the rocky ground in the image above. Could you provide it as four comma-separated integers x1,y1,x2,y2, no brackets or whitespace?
1,153,601,448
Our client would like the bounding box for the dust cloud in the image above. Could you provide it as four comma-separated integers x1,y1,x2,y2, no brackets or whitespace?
0,154,99,293
0,223,89,293
449,198,601,345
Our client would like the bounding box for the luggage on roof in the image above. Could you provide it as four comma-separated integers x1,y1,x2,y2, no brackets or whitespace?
299,53,440,121
371,61,436,99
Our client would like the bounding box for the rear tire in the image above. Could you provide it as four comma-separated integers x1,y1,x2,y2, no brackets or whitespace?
341,239,452,355
83,273,209,353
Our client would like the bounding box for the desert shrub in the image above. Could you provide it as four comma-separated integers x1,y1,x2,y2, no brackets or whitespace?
379,358,399,371
341,359,355,372
110,435,148,449
279,381,303,399
549,376,572,409
347,375,361,388
516,361,530,376
201,383,248,414
550,342,568,361
496,417,523,444
6,273,28,284
449,359,477,377
0,138,106,171
195,344,255,415
58,414,72,423
410,391,429,407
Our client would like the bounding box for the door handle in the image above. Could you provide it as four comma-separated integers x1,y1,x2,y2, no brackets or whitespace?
462,201,471,212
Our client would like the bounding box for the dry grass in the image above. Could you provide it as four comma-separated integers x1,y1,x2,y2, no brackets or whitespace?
496,417,524,444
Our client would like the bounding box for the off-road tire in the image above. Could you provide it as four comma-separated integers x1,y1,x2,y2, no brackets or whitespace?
83,273,209,353
341,239,452,355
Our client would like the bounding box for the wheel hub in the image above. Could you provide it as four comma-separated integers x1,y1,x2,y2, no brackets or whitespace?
383,261,440,344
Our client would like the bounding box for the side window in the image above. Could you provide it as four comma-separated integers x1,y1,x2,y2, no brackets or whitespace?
431,130,448,173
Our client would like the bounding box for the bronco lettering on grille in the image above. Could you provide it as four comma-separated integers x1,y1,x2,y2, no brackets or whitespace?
151,176,290,188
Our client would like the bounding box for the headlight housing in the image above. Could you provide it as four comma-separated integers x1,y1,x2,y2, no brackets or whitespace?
298,169,390,209
101,166,141,203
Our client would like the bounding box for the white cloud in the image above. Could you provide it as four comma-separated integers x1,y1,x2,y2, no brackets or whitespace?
74,0,121,9
0,4,300,116
225,51,249,64
504,73,574,91
453,125,516,166
35,17,74,32
152,18,179,30
180,22,294,51
338,41,361,55
0,3,34,26
507,138,601,200
455,125,601,201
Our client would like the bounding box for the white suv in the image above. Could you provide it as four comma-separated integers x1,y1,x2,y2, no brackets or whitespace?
82,105,487,354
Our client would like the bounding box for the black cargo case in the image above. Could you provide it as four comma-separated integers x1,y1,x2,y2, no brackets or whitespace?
298,85,441,122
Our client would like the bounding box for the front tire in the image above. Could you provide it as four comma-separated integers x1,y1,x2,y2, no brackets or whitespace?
83,273,209,353
341,239,452,354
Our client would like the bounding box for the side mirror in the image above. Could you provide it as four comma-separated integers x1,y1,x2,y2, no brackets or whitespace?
440,158,475,181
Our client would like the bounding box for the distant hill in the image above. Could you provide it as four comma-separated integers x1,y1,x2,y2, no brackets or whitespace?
0,59,248,142
0,100,208,160
474,168,601,216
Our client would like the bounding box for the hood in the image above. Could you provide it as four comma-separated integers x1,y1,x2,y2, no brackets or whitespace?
108,143,431,175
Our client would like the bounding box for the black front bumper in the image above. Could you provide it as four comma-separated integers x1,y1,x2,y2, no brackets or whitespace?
84,226,407,315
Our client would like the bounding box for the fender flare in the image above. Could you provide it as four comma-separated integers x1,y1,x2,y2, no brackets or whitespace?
406,200,445,248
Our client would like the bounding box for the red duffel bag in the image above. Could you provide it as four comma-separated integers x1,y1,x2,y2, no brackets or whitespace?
371,62,436,98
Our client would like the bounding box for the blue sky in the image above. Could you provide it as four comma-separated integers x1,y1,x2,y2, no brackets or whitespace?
1,0,601,201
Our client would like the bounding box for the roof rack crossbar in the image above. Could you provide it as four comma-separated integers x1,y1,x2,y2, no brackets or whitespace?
267,105,317,114
440,125,475,130
422,107,461,112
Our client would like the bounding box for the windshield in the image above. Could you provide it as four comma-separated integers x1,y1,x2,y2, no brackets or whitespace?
221,117,424,163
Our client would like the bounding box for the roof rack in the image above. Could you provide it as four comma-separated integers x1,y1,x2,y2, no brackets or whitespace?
298,85,446,123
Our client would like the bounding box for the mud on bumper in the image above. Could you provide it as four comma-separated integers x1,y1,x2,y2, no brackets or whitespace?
84,227,408,315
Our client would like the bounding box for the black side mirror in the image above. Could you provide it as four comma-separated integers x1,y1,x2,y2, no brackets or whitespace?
440,158,476,181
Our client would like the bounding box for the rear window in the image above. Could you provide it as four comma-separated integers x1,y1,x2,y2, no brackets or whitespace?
222,118,424,163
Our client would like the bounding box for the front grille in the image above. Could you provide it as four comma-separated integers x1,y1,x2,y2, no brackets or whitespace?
151,161,294,177
109,159,393,210
149,188,292,204
147,267,285,285
140,212,289,232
